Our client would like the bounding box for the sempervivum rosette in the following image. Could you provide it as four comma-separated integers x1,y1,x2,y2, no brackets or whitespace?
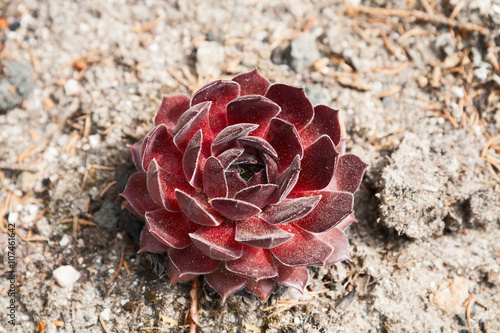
122,69,368,301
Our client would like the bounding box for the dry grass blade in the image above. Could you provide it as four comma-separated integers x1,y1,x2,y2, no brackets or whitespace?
345,3,489,35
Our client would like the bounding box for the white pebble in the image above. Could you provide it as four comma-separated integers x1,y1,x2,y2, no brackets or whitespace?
64,79,81,96
44,147,59,163
8,212,19,224
451,86,464,99
100,308,111,321
59,234,71,247
53,265,81,287
88,134,100,149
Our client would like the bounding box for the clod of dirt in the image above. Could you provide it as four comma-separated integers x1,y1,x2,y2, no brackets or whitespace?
377,130,499,239
429,277,469,314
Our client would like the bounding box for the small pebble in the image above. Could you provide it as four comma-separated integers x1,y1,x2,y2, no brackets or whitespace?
59,234,71,247
451,86,464,99
64,79,81,96
100,308,111,321
52,265,81,287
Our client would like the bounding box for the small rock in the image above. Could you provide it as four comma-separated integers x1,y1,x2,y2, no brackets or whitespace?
0,61,34,113
418,75,428,88
52,265,81,287
100,308,111,321
59,234,71,247
94,200,120,230
195,41,224,77
285,34,320,71
451,86,464,99
430,277,469,313
64,79,81,96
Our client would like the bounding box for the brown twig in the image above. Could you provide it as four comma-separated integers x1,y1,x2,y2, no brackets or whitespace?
99,180,117,197
345,3,489,35
107,250,125,284
134,16,164,34
381,30,397,55
465,295,474,328
376,85,402,99
99,315,111,333
189,278,200,333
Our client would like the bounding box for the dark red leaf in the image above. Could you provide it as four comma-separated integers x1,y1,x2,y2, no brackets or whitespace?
300,105,341,147
237,136,278,158
245,279,277,301
226,95,280,137
217,147,245,170
294,135,338,192
145,209,199,249
203,156,228,199
232,69,271,96
269,155,301,204
205,264,248,302
154,94,191,134
138,227,170,254
169,245,219,276
129,141,144,172
327,154,369,193
316,228,350,265
260,195,321,225
266,83,313,131
272,261,308,293
234,184,278,208
121,172,160,218
224,169,248,197
293,191,353,233
182,130,205,190
175,190,224,226
173,101,212,153
210,198,261,220
146,160,193,212
189,221,243,260
235,216,294,248
191,80,240,134
271,224,333,266
141,124,184,177
167,257,199,284
226,246,277,280
211,123,258,156
265,118,303,173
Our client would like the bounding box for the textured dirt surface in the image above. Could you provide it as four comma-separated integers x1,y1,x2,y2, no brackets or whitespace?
1,0,500,332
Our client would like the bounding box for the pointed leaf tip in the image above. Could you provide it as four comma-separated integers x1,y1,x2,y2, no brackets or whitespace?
232,69,271,96
205,265,248,302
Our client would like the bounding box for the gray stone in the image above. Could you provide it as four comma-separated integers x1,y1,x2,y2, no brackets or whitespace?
285,34,320,71
94,200,120,230
0,61,34,113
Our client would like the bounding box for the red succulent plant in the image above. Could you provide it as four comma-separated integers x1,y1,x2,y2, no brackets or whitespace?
122,69,368,301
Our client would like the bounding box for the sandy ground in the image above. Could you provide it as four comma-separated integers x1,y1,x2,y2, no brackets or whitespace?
1,0,499,332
